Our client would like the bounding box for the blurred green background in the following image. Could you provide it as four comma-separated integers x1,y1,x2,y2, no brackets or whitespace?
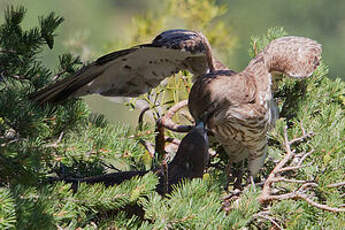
1,0,344,125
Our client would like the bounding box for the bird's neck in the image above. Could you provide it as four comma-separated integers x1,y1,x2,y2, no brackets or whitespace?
198,32,215,72
245,56,273,107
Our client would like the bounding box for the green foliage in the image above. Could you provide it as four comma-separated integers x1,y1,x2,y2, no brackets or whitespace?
39,12,64,49
139,179,260,229
73,173,158,212
4,173,158,229
1,4,344,230
140,179,226,229
0,5,85,188
169,0,227,28
0,188,16,229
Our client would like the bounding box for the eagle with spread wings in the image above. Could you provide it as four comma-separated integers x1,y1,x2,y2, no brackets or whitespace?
31,29,322,181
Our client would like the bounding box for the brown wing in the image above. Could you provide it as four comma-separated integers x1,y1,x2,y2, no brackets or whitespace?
31,29,222,104
262,36,322,78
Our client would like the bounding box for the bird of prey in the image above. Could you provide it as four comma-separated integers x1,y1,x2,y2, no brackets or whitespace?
188,36,321,183
31,29,322,183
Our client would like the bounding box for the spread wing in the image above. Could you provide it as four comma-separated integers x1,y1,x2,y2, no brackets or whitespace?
262,36,322,78
31,29,218,104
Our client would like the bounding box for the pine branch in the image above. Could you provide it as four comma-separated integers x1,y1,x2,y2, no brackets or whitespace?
160,99,193,133
327,181,345,188
258,123,345,213
253,212,283,230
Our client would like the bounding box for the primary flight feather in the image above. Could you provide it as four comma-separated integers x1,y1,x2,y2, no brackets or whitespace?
31,29,219,103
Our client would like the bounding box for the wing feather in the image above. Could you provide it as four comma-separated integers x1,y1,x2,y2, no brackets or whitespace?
81,47,202,97
263,36,322,78
31,29,221,104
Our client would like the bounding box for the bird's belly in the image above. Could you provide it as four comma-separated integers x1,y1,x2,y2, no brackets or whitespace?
213,122,268,163
213,119,268,145
209,107,271,161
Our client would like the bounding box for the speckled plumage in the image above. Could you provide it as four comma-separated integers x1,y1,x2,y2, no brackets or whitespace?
189,36,322,177
31,29,216,103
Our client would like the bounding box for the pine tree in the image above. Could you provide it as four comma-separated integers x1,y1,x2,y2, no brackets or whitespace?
0,3,344,230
